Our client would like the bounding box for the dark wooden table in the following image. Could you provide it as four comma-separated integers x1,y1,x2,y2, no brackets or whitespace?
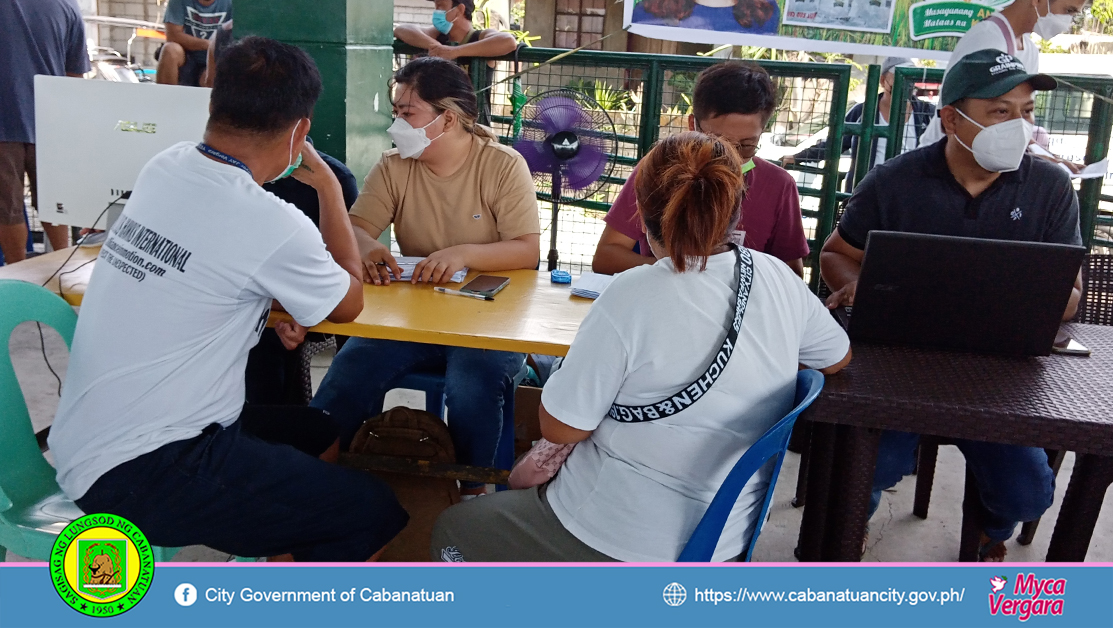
797,322,1113,562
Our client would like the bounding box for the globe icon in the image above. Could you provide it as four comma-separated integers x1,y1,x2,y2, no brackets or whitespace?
662,582,687,606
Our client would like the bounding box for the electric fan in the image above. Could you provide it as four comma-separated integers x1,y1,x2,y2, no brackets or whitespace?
512,88,618,271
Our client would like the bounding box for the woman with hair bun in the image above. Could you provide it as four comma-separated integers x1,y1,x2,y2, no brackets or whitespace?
431,132,851,562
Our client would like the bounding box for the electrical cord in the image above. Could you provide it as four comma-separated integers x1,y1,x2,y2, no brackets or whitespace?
36,193,125,397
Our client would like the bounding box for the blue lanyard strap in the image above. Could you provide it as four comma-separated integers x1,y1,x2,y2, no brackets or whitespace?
196,143,252,176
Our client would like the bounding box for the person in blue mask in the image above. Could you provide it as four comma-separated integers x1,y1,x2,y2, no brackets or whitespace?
394,0,517,123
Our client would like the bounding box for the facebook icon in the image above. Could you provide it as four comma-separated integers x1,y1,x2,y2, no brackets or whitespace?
174,583,198,607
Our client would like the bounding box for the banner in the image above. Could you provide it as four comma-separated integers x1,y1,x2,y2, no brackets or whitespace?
624,0,1012,59
4,562,1113,627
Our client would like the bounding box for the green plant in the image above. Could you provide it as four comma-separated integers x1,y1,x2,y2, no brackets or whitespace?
696,44,733,57
509,30,540,46
1037,38,1071,53
736,46,776,60
667,71,698,100
510,0,526,27
663,93,693,116
566,79,633,112
1087,0,1113,33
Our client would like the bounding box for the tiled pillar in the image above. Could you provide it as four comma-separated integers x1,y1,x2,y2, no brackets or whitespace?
235,0,394,184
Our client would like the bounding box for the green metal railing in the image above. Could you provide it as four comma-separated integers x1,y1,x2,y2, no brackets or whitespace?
395,43,850,286
394,42,1113,281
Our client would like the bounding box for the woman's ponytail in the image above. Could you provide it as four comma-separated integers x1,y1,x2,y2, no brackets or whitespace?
635,132,745,272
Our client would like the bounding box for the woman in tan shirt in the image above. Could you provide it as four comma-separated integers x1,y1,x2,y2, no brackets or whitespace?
311,57,541,496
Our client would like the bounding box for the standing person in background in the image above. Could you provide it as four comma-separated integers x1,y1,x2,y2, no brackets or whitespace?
784,57,936,179
917,0,1087,148
593,62,810,278
393,0,517,124
156,0,233,86
0,0,89,265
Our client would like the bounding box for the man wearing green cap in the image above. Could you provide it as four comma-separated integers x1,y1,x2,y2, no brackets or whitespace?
819,49,1083,561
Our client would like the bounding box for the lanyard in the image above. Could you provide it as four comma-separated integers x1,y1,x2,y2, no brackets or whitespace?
607,245,754,423
196,143,252,176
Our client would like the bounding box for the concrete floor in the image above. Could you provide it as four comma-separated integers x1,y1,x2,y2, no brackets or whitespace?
9,320,1113,563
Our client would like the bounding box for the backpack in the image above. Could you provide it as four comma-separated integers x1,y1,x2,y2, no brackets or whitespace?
349,407,460,561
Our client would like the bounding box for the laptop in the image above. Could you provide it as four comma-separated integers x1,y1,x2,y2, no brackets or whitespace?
837,231,1085,356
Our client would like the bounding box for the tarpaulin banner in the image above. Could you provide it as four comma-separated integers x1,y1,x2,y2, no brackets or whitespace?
624,0,1011,59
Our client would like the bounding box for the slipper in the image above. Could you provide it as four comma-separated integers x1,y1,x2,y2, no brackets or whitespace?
978,533,1007,562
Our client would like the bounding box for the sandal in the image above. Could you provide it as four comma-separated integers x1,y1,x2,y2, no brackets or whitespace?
978,533,1007,562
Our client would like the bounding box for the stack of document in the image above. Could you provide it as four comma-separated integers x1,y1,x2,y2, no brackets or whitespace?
570,272,615,300
390,257,468,283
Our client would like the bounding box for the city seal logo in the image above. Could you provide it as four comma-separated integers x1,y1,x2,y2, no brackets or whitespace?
50,514,154,617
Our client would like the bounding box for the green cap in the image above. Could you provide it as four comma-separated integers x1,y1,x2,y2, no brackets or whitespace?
939,49,1057,108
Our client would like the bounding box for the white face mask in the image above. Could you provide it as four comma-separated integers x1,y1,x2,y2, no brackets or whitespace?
953,108,1034,173
387,114,444,160
1033,0,1074,39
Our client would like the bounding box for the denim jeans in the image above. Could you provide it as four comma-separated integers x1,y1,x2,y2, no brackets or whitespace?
869,430,1055,542
311,338,525,487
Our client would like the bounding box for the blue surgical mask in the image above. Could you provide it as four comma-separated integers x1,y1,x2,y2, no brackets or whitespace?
274,154,303,181
268,120,303,183
432,9,454,34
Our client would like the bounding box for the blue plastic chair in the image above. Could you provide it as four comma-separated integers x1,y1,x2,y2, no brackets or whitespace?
395,360,526,491
677,369,826,562
0,280,178,562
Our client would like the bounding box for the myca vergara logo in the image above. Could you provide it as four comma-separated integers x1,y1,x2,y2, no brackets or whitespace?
988,573,1066,621
50,514,155,617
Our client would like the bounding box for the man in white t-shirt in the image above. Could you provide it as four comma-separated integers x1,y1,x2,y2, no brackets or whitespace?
49,36,407,561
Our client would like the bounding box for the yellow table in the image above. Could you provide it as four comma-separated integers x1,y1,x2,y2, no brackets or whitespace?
0,246,593,356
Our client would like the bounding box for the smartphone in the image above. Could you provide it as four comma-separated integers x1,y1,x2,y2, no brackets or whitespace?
461,275,510,298
1053,330,1091,356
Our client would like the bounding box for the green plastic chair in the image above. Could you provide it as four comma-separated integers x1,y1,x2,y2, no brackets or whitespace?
0,280,178,562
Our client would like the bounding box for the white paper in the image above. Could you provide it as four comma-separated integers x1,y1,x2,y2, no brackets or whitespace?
570,272,616,300
389,256,468,283
1061,158,1110,180
1030,145,1109,179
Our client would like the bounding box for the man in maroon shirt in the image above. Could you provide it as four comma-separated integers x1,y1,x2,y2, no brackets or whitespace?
593,62,809,277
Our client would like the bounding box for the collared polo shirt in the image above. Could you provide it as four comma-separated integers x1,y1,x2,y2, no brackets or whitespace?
837,138,1082,250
